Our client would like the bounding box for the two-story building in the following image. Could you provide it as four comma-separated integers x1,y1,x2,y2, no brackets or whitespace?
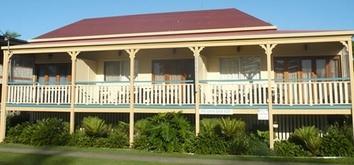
1,8,353,148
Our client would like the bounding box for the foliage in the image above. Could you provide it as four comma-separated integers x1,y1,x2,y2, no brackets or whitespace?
69,121,129,148
6,118,69,146
320,123,354,156
274,141,310,157
291,126,321,156
5,122,31,144
215,118,245,140
68,130,94,147
256,130,269,144
197,118,269,155
246,134,273,156
134,112,195,152
81,116,112,138
1,30,21,40
229,133,250,155
194,133,229,154
200,118,219,137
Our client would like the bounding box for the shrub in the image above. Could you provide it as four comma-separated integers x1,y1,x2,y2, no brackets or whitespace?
246,134,272,156
229,133,250,155
194,133,228,154
69,122,129,148
103,127,129,148
215,118,245,140
68,130,94,147
320,124,354,156
5,122,31,144
134,112,195,152
200,118,219,136
291,126,321,156
82,116,112,138
274,141,310,157
6,118,69,146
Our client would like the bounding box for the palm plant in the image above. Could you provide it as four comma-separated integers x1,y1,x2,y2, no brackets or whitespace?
200,118,218,136
81,116,111,137
1,30,21,48
216,118,246,139
292,126,321,155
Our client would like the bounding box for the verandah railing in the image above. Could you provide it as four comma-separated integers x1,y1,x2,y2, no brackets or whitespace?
6,79,352,106
274,79,351,105
7,84,71,105
135,82,195,105
200,80,268,106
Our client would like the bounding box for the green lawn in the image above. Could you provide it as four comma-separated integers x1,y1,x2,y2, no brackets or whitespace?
0,143,354,165
0,152,177,165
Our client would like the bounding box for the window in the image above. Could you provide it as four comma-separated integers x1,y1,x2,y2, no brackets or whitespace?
220,56,261,80
104,61,129,81
36,63,71,85
152,59,194,83
274,56,341,81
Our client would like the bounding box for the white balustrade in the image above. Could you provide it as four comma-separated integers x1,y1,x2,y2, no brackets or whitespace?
75,84,130,105
7,80,351,106
200,82,268,105
274,81,351,105
7,85,71,105
135,83,194,105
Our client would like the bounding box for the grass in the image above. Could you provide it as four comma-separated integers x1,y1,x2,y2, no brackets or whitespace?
0,143,354,165
0,152,181,165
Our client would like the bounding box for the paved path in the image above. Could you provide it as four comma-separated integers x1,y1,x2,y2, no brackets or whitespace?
0,147,323,165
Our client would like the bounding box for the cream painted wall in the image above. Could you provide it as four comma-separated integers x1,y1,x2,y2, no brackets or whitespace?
84,48,194,82
76,58,96,81
205,42,343,80
57,42,344,82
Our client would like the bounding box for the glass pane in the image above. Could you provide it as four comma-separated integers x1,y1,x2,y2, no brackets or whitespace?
274,59,285,81
328,59,339,78
37,65,46,85
240,56,260,80
104,61,121,81
288,59,300,81
301,59,312,80
316,59,326,79
153,61,165,82
47,65,57,85
220,58,239,79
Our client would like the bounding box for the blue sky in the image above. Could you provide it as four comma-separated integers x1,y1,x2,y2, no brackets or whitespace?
0,0,353,40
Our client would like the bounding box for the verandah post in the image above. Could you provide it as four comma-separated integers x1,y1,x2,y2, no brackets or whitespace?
0,51,12,142
68,51,80,134
260,43,277,149
125,49,139,147
189,46,204,136
341,40,354,141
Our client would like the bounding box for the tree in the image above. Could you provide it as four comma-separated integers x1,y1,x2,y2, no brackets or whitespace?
1,30,21,49
2,31,21,39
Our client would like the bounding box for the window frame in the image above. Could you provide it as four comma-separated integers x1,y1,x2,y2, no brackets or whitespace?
219,56,262,80
274,56,341,81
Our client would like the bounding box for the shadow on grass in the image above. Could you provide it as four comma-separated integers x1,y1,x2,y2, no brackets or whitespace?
1,146,73,165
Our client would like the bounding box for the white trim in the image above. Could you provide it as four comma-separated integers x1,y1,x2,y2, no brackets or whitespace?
30,26,277,43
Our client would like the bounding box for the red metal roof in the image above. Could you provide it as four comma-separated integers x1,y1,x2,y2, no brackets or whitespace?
36,8,274,39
